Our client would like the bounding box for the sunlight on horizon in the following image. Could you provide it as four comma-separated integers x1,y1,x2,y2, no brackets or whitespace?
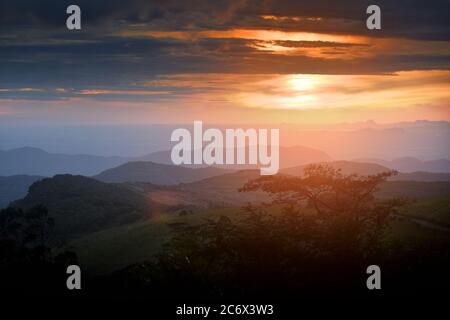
1,70,448,125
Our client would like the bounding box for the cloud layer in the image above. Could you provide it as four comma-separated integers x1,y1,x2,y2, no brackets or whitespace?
0,0,449,124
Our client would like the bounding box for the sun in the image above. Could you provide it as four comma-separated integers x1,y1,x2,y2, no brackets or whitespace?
288,76,316,91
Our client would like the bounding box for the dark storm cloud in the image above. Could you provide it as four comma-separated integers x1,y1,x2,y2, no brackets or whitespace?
1,0,449,40
0,35,257,90
0,0,449,101
1,31,447,97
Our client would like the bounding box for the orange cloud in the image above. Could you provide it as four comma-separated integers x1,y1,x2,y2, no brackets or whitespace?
139,70,450,123
120,27,450,60
121,28,366,44
2,72,448,125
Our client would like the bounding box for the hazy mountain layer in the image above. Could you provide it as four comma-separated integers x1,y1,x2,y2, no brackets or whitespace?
94,161,232,184
0,175,44,208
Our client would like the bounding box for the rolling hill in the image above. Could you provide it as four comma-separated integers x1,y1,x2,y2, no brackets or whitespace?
280,160,391,176
6,160,449,251
173,170,265,206
12,175,155,239
281,161,450,181
149,163,450,207
94,161,232,184
140,145,332,169
0,145,332,177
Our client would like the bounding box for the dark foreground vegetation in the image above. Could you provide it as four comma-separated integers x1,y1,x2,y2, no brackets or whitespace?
1,165,449,301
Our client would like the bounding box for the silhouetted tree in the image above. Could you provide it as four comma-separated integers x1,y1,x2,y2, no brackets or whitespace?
0,205,77,295
239,164,404,256
105,164,406,299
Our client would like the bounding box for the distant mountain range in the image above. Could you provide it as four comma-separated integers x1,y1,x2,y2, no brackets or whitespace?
96,159,450,186
2,121,448,160
95,161,231,185
0,146,331,176
0,147,128,176
2,146,448,178
0,175,44,208
3,157,450,209
141,146,332,169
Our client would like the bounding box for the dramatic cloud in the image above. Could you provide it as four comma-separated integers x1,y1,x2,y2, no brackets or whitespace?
0,0,449,124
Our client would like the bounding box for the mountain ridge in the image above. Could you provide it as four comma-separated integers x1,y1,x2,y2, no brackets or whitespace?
0,175,45,208
12,174,155,240
0,145,333,176
94,161,232,185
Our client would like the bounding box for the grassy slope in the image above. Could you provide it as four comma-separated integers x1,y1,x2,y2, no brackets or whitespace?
396,197,450,226
67,218,171,275
64,173,450,275
67,207,241,274
383,219,450,249
376,181,450,199
67,198,450,275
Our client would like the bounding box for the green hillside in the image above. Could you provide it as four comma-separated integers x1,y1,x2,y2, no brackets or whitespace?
8,167,449,277
397,197,450,226
67,207,241,274
13,174,154,240
67,198,450,276
376,181,450,199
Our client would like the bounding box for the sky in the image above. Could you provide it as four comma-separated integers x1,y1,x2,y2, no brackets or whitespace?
0,0,449,125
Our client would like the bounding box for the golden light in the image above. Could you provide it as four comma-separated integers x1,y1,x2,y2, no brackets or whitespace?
119,28,367,45
119,28,372,59
288,76,317,91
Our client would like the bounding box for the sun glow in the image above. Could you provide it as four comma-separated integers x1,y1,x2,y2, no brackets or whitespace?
288,76,317,91
120,28,366,44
